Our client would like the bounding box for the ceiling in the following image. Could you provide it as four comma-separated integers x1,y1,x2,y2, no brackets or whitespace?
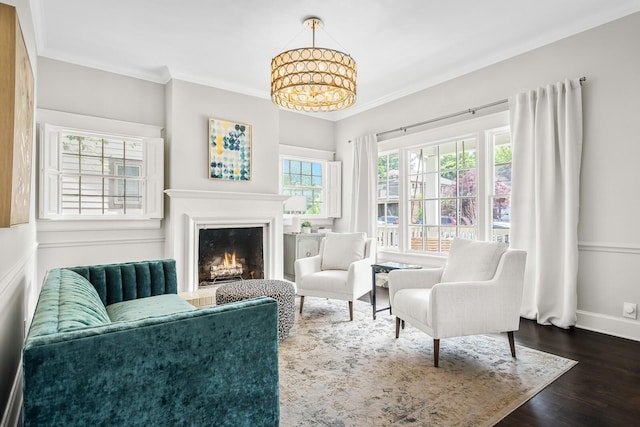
32,0,640,120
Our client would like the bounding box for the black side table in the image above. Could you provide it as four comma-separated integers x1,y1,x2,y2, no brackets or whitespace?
371,261,422,319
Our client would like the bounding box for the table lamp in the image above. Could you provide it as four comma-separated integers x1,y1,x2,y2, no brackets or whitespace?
284,195,307,233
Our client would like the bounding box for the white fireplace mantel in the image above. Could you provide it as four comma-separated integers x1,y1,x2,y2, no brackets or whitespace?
165,189,290,202
164,189,289,292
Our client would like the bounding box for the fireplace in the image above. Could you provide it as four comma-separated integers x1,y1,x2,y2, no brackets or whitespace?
164,189,288,292
198,226,264,286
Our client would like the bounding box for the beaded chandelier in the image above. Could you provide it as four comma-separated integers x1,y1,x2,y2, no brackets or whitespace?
271,17,357,112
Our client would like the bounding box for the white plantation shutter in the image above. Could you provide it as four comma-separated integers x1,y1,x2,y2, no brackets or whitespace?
39,124,61,219
143,137,164,218
39,123,164,219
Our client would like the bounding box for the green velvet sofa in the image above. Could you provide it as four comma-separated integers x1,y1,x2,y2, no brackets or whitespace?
23,259,280,427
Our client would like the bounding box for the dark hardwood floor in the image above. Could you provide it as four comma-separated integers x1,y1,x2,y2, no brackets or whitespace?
362,289,640,426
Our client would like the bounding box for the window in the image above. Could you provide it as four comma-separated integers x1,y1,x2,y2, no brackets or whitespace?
376,112,510,253
40,124,164,220
407,137,478,252
490,130,512,244
282,158,324,214
279,145,341,219
377,152,399,247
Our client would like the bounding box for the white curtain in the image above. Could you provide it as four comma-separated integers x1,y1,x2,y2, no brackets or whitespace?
350,134,378,237
509,79,583,328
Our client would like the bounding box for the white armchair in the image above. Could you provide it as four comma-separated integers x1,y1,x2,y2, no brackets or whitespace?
295,232,376,321
389,238,526,367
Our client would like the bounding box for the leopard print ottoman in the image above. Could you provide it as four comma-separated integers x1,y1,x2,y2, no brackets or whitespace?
215,279,295,341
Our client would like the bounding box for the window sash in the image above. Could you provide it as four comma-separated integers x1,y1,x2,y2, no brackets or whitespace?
280,156,326,218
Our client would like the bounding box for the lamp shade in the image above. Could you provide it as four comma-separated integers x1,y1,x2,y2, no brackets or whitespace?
284,195,307,213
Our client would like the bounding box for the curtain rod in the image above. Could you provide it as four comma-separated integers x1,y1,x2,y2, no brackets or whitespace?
374,76,587,139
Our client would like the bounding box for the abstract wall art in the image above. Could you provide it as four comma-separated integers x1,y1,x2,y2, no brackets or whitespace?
0,4,35,227
208,117,251,181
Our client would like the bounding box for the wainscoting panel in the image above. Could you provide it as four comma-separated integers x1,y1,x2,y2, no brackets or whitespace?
0,244,36,427
578,241,640,342
37,236,165,289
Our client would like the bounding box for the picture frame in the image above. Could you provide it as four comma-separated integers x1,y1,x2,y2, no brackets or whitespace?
0,4,35,227
208,117,251,181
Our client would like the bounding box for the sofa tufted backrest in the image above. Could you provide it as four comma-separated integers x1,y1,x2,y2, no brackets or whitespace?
65,259,178,306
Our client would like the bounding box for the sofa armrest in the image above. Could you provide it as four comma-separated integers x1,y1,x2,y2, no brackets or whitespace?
23,297,280,426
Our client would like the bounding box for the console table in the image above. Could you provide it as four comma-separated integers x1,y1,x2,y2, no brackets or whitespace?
283,232,324,281
371,261,422,319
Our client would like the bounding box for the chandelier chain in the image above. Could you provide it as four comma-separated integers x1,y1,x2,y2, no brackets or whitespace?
320,28,353,57
277,27,306,53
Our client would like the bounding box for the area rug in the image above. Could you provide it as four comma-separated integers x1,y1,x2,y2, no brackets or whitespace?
278,298,577,426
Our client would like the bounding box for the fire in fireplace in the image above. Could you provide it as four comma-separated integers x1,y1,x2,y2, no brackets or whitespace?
198,226,264,286
210,252,243,280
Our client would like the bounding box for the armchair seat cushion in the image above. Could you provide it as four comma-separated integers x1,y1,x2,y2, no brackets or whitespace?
394,289,431,326
106,294,196,322
299,270,349,294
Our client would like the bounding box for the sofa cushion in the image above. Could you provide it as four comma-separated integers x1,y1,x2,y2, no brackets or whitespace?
58,270,111,332
106,294,196,322
441,238,507,283
321,232,366,271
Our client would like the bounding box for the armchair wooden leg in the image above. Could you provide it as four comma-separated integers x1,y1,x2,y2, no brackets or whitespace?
348,301,353,321
508,331,516,358
299,296,304,314
395,317,401,338
433,339,440,368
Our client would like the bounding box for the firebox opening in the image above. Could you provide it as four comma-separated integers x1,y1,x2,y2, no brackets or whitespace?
198,226,264,286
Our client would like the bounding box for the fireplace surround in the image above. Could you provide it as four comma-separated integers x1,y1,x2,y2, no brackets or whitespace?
165,190,288,292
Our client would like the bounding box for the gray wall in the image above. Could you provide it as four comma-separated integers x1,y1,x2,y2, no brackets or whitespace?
37,57,165,127
278,110,334,151
165,79,279,193
335,12,640,340
0,1,37,425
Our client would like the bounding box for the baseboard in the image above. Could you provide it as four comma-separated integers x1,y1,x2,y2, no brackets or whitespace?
1,363,22,427
576,310,640,342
